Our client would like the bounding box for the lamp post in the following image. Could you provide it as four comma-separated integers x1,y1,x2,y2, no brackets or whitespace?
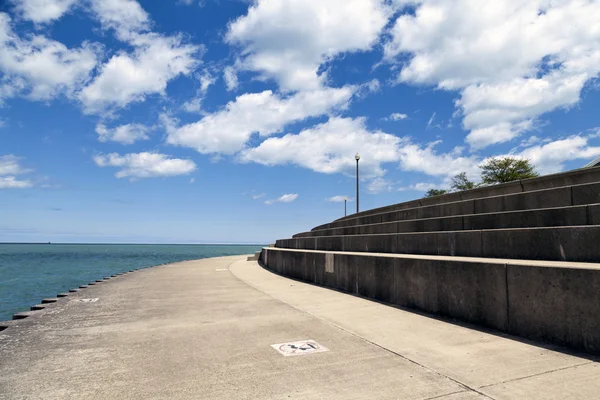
344,197,347,217
355,153,360,214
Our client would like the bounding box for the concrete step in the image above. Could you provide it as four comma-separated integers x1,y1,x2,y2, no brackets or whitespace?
280,225,600,262
330,166,600,225
310,181,600,232
246,251,261,261
260,247,600,355
295,203,599,238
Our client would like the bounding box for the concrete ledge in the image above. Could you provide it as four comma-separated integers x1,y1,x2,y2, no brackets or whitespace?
261,247,600,354
41,298,58,304
282,226,600,262
310,182,600,233
12,311,34,320
30,304,47,311
327,166,600,226
296,204,596,238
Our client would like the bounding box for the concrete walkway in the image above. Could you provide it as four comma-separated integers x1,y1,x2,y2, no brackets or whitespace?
1,256,598,399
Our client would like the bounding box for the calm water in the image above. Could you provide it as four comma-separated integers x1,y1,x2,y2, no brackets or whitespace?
0,243,264,321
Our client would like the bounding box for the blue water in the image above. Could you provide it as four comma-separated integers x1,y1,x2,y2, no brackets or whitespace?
0,243,264,321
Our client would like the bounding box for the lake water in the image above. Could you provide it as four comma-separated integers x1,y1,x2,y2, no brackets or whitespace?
0,243,264,321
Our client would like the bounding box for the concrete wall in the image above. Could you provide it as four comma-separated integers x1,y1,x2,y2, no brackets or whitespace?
280,226,600,262
309,181,600,233
261,248,600,354
324,166,600,227
295,204,596,238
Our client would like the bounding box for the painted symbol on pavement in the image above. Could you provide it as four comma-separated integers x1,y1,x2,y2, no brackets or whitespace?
74,298,99,303
271,340,329,357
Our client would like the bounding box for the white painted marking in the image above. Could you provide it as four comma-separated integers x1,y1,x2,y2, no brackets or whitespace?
325,253,334,273
215,268,228,271
271,340,329,357
74,298,99,303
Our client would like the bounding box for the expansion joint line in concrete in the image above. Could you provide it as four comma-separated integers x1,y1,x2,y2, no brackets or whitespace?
477,361,594,390
229,260,497,400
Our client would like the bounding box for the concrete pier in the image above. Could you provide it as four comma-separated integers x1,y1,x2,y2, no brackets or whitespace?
1,255,599,399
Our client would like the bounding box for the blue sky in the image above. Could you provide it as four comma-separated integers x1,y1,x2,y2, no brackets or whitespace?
1,0,600,244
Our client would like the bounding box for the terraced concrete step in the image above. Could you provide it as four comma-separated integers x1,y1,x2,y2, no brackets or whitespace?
295,203,600,238
260,247,600,355
330,166,600,225
281,225,600,263
311,181,600,232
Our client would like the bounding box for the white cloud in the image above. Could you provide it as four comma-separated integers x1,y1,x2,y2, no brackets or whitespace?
96,123,150,144
397,182,441,192
398,141,480,180
252,193,265,200
0,13,99,102
79,33,200,114
0,154,33,188
0,176,33,188
327,195,352,203
182,70,216,113
223,66,238,91
511,135,600,175
166,86,354,155
227,0,393,91
265,193,298,205
367,176,393,194
93,152,196,179
88,0,150,40
385,0,600,148
240,116,403,178
386,112,408,121
13,0,77,23
426,112,436,129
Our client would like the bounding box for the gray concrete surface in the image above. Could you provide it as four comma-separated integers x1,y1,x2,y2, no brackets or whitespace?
231,259,600,399
324,166,600,228
0,256,481,400
263,247,600,353
282,225,600,262
308,181,600,233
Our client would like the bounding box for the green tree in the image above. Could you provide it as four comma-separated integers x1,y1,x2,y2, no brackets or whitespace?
424,188,448,197
480,157,538,185
451,172,477,191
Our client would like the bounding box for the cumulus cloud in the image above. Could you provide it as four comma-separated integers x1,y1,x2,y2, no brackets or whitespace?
265,193,298,205
13,0,77,23
397,182,442,192
166,86,354,155
327,195,352,203
93,152,196,179
367,177,393,194
398,141,480,180
240,116,403,178
96,123,150,144
79,33,200,114
227,0,393,91
385,0,600,148
223,66,238,91
510,135,600,175
0,13,99,102
182,69,217,113
385,112,408,121
87,0,150,40
0,155,33,188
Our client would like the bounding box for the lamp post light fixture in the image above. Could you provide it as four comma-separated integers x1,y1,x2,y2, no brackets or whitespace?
344,197,348,217
355,153,360,214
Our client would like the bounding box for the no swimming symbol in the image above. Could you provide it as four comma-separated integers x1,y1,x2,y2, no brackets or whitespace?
271,340,329,357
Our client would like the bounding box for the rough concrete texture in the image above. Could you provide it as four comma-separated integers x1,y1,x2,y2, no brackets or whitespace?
309,181,600,233
262,248,600,354
1,255,478,400
232,259,600,399
325,166,600,227
297,205,592,238
282,226,600,262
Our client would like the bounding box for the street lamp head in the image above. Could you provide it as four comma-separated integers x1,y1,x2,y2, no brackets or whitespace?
355,153,360,161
